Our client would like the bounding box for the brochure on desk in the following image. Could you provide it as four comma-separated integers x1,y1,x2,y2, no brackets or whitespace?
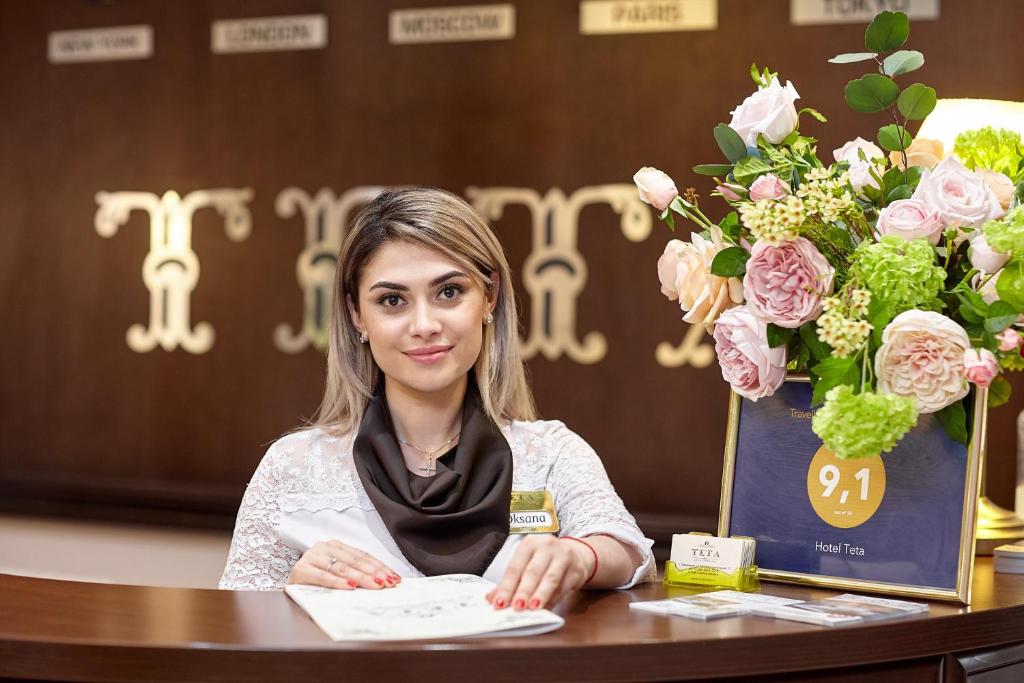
286,574,564,641
723,381,976,596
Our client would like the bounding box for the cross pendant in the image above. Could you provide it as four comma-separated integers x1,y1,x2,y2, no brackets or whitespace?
418,458,436,475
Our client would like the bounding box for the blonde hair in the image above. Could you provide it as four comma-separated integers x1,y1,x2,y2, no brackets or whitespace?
311,187,537,434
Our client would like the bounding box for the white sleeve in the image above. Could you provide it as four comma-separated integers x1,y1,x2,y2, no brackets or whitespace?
546,422,657,588
218,442,302,590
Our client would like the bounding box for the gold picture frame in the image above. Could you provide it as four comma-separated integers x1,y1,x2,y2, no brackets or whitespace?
718,376,986,604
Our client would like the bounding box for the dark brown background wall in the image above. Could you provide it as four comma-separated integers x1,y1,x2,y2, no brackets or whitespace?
2,0,1023,547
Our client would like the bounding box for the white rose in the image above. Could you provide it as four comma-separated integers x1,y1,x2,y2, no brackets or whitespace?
912,157,1005,232
968,234,1010,274
876,199,944,245
834,137,885,193
833,137,885,165
633,167,679,212
875,310,971,414
728,77,800,148
656,230,744,333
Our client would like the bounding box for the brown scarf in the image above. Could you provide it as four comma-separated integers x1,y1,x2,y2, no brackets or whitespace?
352,378,513,576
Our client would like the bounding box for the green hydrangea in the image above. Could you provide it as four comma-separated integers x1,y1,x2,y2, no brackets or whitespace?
850,236,945,314
812,385,918,459
954,127,1024,182
984,206,1024,254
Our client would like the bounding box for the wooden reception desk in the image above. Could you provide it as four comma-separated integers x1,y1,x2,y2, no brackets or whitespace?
2,559,1023,682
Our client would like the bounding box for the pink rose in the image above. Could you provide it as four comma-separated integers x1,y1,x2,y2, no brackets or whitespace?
634,167,679,212
912,157,1005,230
963,348,999,388
742,237,835,328
997,328,1023,352
968,234,1010,274
875,310,971,413
876,199,944,245
749,173,791,201
716,183,744,201
712,305,787,401
977,169,1015,211
728,77,800,147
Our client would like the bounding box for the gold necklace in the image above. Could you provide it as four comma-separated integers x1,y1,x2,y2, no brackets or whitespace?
397,432,460,475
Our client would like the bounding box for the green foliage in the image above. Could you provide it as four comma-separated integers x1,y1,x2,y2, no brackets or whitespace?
719,211,741,241
844,74,899,113
865,11,910,52
799,107,828,123
996,257,1024,312
709,246,749,277
800,321,830,362
812,385,918,458
810,356,861,406
877,124,911,152
882,50,924,77
828,52,878,64
986,207,1024,254
935,400,968,446
989,375,1012,408
733,155,774,183
714,123,748,163
693,163,734,176
954,127,1024,182
767,324,796,349
985,300,1019,334
896,83,937,120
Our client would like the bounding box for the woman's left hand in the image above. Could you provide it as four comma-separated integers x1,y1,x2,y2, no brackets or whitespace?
485,535,595,611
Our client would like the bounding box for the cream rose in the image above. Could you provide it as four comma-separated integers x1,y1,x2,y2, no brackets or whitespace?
656,230,744,332
912,157,1005,231
968,234,1010,274
876,199,944,245
875,310,971,414
728,77,800,148
834,137,885,193
978,169,1015,211
890,138,944,170
634,167,679,212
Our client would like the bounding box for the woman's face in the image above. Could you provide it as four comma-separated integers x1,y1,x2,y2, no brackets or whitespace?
349,240,495,398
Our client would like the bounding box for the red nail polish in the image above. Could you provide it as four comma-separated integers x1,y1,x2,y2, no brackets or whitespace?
495,597,506,608
374,577,384,586
347,579,357,588
514,599,525,610
529,598,540,609
391,574,401,582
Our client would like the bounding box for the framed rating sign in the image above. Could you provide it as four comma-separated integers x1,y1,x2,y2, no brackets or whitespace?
718,377,986,604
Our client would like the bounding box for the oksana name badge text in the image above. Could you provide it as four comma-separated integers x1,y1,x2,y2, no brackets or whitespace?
510,490,559,534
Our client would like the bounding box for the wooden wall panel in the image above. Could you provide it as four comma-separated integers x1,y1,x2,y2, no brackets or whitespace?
1,0,1023,545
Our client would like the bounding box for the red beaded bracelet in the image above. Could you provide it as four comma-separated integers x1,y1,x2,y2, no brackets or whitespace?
562,536,599,584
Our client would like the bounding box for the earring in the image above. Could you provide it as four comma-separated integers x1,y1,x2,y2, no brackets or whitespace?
484,313,494,326
359,332,368,343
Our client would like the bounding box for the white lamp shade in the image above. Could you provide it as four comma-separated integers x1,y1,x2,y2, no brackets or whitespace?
915,99,1024,156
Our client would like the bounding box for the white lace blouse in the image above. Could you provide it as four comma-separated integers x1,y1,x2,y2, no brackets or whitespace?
219,419,657,591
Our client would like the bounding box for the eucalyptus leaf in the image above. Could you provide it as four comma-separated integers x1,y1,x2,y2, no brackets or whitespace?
693,163,734,176
709,246,749,277
897,83,937,120
865,11,910,53
882,50,924,77
878,123,912,152
844,74,900,113
713,123,748,163
828,52,878,64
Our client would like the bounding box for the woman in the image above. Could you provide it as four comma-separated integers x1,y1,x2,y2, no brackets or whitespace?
220,188,655,610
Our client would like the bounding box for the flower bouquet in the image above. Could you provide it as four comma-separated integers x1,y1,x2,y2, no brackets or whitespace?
636,11,1024,459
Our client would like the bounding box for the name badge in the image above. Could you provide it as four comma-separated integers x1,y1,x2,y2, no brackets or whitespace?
510,490,559,534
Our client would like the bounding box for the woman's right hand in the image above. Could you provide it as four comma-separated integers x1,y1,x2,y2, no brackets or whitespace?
286,540,402,590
